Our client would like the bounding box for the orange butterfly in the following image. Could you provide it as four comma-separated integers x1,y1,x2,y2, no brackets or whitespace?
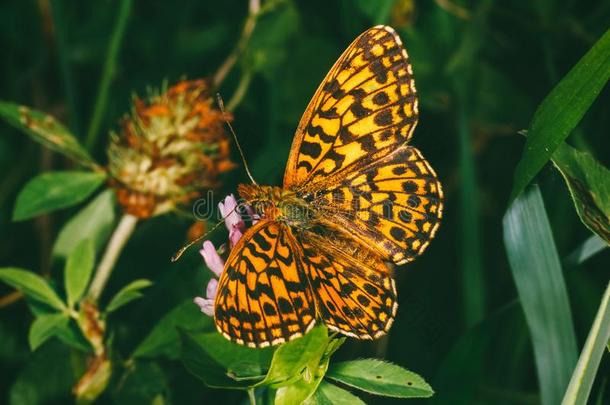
215,25,443,347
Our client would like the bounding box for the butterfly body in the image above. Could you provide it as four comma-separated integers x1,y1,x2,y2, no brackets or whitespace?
237,184,314,226
214,26,443,348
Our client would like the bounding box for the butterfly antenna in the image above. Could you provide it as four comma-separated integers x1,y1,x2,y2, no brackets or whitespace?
171,220,223,262
216,94,257,185
171,202,246,262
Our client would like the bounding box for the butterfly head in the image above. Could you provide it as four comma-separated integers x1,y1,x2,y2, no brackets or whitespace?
237,183,313,225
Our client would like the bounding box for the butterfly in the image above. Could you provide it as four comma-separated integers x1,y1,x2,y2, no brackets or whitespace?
215,25,443,347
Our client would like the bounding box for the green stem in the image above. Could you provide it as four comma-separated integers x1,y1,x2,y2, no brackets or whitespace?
248,388,257,405
50,0,80,135
226,71,252,111
212,0,260,89
455,84,485,327
87,214,138,301
85,0,133,150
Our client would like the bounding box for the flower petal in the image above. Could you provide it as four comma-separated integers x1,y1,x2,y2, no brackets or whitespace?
228,228,243,247
194,296,214,317
219,194,244,232
206,278,218,300
199,240,224,277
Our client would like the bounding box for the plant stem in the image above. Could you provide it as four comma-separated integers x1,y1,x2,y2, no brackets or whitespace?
50,0,80,135
87,214,138,301
85,0,133,150
226,71,252,111
212,0,260,89
247,388,257,405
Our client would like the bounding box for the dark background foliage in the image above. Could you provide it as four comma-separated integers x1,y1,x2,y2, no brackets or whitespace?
1,0,608,403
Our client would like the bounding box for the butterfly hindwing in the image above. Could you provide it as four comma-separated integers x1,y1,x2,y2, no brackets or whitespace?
299,230,397,339
313,145,443,264
284,25,419,188
214,220,316,347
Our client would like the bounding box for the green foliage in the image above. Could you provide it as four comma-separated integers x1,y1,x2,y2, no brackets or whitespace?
133,299,213,360
268,327,333,404
327,359,434,398
0,101,96,168
511,27,610,201
552,142,610,244
566,235,608,266
12,171,106,221
53,189,116,258
258,326,330,387
563,282,610,404
9,340,79,405
180,331,273,389
105,279,153,313
28,313,69,351
308,381,366,405
179,325,430,403
503,186,578,405
0,267,66,311
65,239,95,308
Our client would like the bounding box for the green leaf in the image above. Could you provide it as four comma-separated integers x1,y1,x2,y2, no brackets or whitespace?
0,101,97,168
275,365,327,405
566,235,608,266
259,326,333,405
511,27,610,201
503,185,578,405
562,282,610,404
13,171,106,221
179,331,273,389
327,359,434,399
105,279,153,313
307,381,365,405
259,325,330,387
65,239,95,308
0,267,65,310
53,189,116,258
53,319,93,353
9,340,80,405
28,313,69,351
551,142,610,244
133,299,213,359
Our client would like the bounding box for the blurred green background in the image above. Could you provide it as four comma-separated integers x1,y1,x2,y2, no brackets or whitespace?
1,0,608,403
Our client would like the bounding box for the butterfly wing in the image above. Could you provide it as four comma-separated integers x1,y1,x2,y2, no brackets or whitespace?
284,25,418,188
314,145,443,265
283,25,442,264
298,229,397,339
214,220,316,347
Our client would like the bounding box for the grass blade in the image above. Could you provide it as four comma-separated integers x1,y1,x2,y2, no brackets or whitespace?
562,281,610,404
551,142,610,244
565,235,608,267
503,185,578,405
85,0,134,150
511,28,610,201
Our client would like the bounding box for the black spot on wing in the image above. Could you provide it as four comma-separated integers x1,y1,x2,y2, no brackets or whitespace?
374,109,393,126
300,141,322,159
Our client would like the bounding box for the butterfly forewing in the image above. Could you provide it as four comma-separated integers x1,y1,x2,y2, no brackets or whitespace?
214,220,316,347
284,25,418,188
